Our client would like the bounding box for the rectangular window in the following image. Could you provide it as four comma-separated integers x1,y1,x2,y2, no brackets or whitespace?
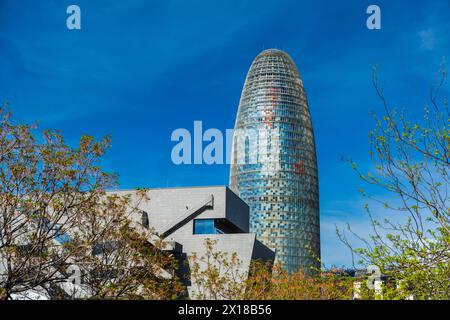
54,226,71,244
193,219,243,235
193,219,216,234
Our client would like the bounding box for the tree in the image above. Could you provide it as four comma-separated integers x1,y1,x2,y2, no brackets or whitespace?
245,263,353,300
59,191,185,300
0,104,183,299
338,66,450,299
188,238,353,300
188,238,247,299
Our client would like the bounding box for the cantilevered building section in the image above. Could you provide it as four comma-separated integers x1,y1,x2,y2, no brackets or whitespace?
112,186,275,298
229,49,320,273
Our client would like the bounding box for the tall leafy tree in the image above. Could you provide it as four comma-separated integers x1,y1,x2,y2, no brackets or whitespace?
0,105,182,299
338,66,450,299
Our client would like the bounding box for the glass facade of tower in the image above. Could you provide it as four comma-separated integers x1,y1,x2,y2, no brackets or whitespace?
229,49,320,273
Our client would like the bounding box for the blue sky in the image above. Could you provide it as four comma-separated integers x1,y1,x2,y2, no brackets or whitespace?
0,0,449,267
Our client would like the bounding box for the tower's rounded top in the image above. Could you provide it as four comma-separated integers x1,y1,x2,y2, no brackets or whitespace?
257,48,292,58
247,49,300,82
253,49,297,68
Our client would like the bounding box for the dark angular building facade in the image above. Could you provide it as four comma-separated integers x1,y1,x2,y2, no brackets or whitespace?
229,49,320,273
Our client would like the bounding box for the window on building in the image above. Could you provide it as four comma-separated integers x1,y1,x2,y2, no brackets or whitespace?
141,211,149,229
193,219,216,234
54,226,71,244
193,219,244,235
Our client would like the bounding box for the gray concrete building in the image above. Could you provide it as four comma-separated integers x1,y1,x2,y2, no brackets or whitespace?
111,186,275,298
3,186,274,300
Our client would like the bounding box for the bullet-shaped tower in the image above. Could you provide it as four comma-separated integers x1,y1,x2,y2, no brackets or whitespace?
229,49,320,273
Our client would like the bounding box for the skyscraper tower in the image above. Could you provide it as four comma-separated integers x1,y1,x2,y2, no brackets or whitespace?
229,49,320,273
